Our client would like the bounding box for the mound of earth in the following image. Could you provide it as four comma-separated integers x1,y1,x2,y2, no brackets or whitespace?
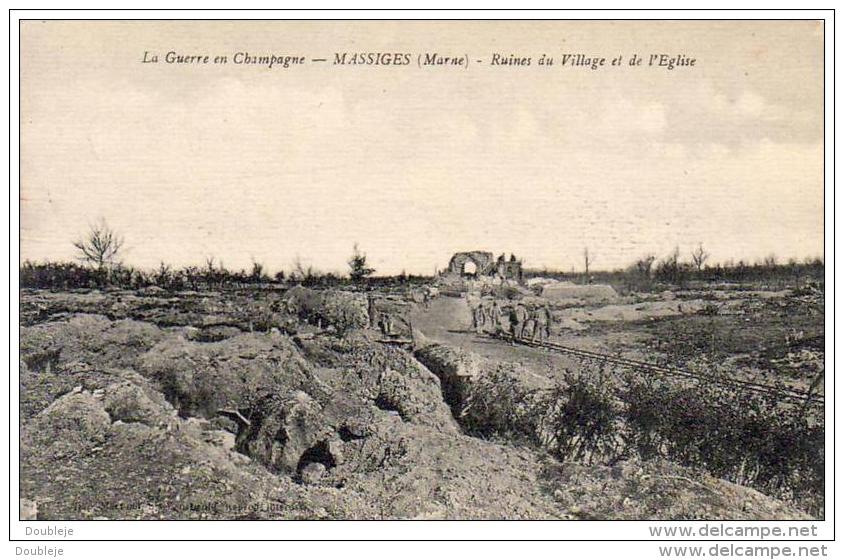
283,286,369,331
21,314,168,371
307,334,458,429
138,331,316,418
20,382,315,520
19,358,167,424
541,460,808,520
559,299,707,323
18,300,812,521
19,376,807,520
541,283,618,302
415,343,553,418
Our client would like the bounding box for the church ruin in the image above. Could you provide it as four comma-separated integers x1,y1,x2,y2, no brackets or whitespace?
446,251,523,283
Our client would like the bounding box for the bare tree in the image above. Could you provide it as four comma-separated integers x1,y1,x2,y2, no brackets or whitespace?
583,247,594,281
291,255,307,282
655,246,685,284
250,259,267,282
155,261,172,286
762,254,778,268
634,254,656,277
73,218,124,270
291,255,321,284
203,256,218,287
691,243,709,272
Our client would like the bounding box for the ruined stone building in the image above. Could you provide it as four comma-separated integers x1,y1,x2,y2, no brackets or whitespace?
446,251,523,283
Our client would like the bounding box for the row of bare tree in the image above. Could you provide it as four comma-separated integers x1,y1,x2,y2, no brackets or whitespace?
23,220,822,291
22,220,382,290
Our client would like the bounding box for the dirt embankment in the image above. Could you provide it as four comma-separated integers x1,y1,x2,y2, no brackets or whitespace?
18,291,811,520
413,340,812,521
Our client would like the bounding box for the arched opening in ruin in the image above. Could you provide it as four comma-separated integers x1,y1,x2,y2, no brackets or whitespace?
448,251,496,279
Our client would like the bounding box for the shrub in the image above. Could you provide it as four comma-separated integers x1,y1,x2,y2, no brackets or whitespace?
459,361,625,465
459,356,824,514
540,366,624,464
620,371,824,515
460,364,546,445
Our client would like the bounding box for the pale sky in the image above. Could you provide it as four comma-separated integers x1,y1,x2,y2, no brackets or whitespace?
20,21,824,275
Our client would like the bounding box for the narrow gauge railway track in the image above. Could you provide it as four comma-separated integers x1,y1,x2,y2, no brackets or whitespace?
489,333,824,407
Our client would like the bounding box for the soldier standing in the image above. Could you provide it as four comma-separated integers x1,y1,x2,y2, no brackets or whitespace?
379,310,394,337
475,299,487,333
367,294,379,329
467,293,481,333
530,303,553,342
507,304,521,343
488,299,502,332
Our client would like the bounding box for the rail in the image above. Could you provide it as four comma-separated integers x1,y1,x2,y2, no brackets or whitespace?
488,332,824,407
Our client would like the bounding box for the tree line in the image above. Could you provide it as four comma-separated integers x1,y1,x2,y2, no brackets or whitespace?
19,220,431,290
534,243,824,292
20,220,824,291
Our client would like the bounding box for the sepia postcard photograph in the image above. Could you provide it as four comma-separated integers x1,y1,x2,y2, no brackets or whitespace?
10,11,832,546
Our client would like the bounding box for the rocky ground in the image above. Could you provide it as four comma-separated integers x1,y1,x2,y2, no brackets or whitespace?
18,288,812,520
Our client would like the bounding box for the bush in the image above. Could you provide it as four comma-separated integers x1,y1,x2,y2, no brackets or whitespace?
540,366,624,464
620,371,824,515
457,355,824,514
460,364,546,445
459,361,624,465
20,261,109,289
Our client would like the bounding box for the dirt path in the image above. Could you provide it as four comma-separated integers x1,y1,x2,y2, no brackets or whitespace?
410,296,583,381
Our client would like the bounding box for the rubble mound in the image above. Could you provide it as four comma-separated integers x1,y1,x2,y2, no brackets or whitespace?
18,292,815,520
415,343,552,418
232,333,462,477
296,333,460,433
236,390,336,475
137,331,316,418
540,283,618,302
19,378,323,520
21,314,167,371
21,391,112,462
540,459,810,520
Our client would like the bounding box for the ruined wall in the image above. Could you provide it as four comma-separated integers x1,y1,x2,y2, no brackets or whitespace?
496,260,524,283
448,252,496,276
446,251,524,284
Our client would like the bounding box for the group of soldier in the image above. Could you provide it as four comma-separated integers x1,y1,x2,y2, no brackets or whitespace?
468,296,553,342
